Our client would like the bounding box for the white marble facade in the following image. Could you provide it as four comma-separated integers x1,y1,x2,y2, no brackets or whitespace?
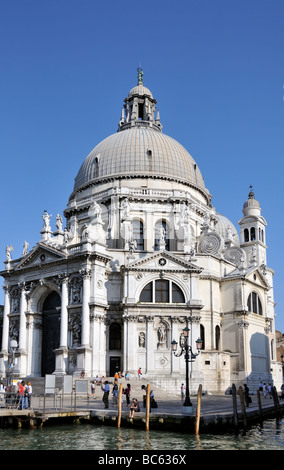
0,71,281,393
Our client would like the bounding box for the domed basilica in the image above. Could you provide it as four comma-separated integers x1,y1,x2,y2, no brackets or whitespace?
0,69,281,393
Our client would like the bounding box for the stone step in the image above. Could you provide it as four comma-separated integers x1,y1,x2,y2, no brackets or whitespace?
20,374,181,401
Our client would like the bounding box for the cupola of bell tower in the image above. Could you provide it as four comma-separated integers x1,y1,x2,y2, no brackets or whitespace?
118,67,162,132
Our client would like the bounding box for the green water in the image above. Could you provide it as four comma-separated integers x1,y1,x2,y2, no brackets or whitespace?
0,419,283,451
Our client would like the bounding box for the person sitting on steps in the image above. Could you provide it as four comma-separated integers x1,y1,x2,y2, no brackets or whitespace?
129,398,140,419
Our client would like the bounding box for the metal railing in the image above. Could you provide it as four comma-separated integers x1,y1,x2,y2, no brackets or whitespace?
0,391,90,414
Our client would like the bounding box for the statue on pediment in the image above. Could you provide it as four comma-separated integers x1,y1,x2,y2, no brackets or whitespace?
42,210,52,231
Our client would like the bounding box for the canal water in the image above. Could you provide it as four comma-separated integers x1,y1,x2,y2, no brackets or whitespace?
0,418,284,451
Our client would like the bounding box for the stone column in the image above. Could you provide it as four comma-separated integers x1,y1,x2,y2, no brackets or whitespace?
1,285,10,352
146,315,155,373
0,286,10,376
54,274,69,375
75,267,92,376
60,276,68,348
80,267,91,347
91,313,106,376
18,283,27,351
144,211,154,251
123,314,137,373
122,314,128,372
237,318,249,374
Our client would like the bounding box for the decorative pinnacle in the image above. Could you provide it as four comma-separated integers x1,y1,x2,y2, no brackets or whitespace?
137,66,143,85
248,185,255,198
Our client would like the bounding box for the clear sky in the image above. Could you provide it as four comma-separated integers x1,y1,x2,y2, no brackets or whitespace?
0,1,283,329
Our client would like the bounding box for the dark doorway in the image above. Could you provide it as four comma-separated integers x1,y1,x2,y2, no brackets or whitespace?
41,292,61,376
109,357,121,377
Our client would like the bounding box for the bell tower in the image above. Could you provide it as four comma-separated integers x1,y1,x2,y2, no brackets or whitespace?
238,187,267,267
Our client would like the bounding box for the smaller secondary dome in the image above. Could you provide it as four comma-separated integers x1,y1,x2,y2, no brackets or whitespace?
215,213,240,245
242,187,261,217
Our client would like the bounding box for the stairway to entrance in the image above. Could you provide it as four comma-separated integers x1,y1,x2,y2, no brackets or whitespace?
21,374,179,402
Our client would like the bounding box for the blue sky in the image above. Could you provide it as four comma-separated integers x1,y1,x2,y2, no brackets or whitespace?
0,1,283,329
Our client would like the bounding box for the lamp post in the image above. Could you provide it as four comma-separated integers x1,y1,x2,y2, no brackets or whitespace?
171,325,202,410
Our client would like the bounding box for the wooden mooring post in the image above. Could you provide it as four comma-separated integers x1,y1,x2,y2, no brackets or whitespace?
195,384,202,434
145,384,151,431
117,383,123,428
272,385,281,420
257,389,263,424
232,384,238,430
238,386,247,429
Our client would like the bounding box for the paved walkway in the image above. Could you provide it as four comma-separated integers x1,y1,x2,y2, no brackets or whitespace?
1,377,282,431
82,378,281,419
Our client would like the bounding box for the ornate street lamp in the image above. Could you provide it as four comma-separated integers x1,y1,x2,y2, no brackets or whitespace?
171,325,202,410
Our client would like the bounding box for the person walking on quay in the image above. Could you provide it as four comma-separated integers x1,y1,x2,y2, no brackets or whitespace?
18,381,28,410
91,381,96,399
125,383,131,407
0,382,5,407
101,381,110,408
263,383,268,398
26,381,32,408
181,383,185,401
138,367,142,380
112,383,119,405
243,384,250,407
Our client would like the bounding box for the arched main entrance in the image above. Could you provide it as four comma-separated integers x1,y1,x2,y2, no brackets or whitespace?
41,291,61,376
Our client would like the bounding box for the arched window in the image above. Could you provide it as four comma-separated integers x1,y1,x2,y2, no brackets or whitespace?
244,228,249,242
133,220,144,250
140,281,152,302
172,283,185,303
247,292,263,315
139,280,185,303
200,324,205,350
94,157,99,178
109,322,121,350
259,228,264,242
271,339,275,360
215,325,220,351
250,227,256,241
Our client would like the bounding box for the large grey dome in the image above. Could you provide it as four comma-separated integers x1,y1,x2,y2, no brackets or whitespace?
73,127,206,196
72,72,209,201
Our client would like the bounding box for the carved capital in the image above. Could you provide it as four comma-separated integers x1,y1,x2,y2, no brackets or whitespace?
79,267,92,279
238,320,249,329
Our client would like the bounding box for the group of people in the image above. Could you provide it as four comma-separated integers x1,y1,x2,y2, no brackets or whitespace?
88,368,158,420
96,370,154,420
242,381,283,407
258,381,274,398
0,380,32,409
99,381,132,410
